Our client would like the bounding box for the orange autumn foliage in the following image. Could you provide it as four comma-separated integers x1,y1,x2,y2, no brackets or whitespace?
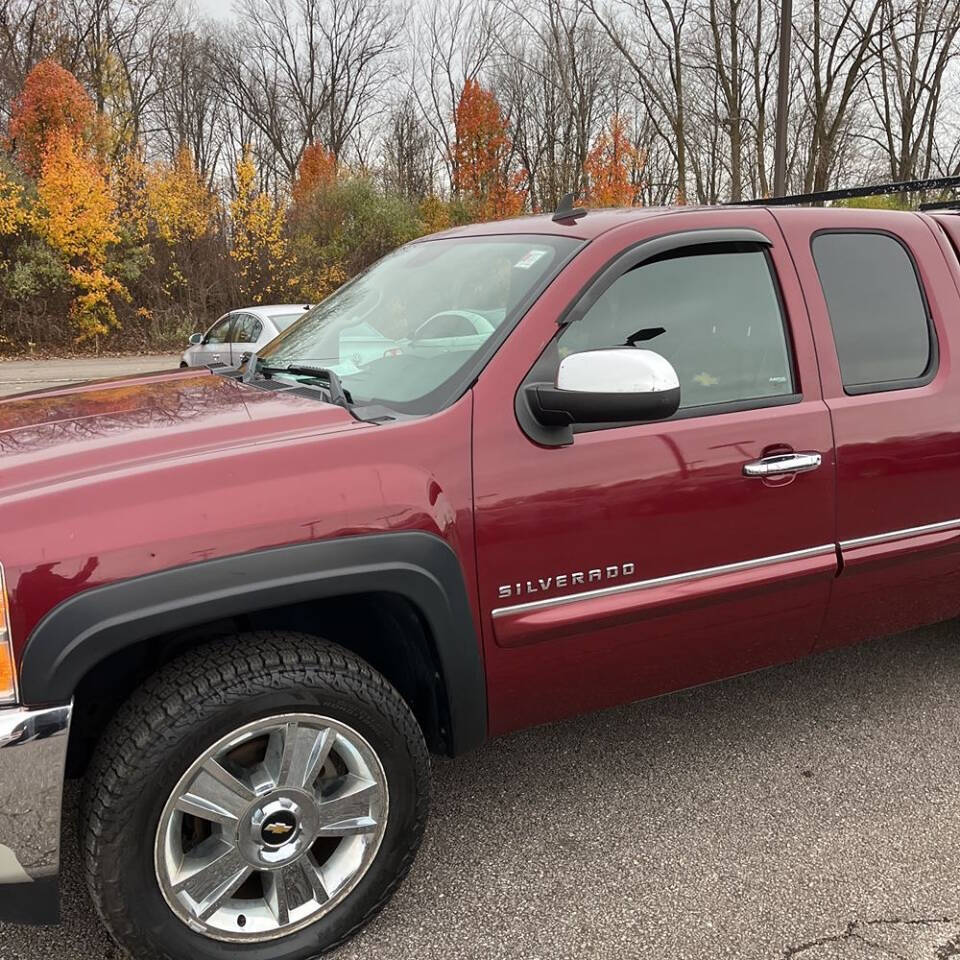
293,142,337,204
8,60,97,177
452,80,525,221
585,115,642,208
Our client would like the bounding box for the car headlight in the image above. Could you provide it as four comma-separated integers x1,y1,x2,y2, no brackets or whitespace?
0,564,17,704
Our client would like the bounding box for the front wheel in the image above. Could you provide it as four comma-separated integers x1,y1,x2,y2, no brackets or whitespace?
81,632,430,960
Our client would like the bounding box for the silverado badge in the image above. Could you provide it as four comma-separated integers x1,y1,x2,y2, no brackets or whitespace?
497,562,635,600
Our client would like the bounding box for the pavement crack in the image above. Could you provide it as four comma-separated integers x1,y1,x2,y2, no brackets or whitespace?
862,917,957,928
853,932,911,960
783,918,959,959
783,921,859,958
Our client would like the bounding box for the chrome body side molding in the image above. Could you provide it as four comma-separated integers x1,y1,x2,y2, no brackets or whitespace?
491,544,837,618
839,516,960,550
492,515,960,622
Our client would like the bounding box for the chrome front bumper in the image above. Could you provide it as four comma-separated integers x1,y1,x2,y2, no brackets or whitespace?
0,702,71,923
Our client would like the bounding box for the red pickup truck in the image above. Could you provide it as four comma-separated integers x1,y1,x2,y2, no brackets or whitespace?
1,202,957,959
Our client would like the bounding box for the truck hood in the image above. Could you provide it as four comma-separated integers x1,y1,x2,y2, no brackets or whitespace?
0,367,368,499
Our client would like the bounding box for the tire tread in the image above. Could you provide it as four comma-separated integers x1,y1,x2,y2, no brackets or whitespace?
80,631,430,960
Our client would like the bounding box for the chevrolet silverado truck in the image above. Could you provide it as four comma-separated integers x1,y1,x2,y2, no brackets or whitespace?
2,199,959,959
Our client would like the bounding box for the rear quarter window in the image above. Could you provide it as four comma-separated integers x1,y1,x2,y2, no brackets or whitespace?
272,313,306,332
811,232,933,392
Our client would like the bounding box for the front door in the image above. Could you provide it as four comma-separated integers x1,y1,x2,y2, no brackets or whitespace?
195,313,236,366
471,210,838,736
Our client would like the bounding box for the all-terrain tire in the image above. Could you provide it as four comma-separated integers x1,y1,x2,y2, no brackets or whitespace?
80,631,430,960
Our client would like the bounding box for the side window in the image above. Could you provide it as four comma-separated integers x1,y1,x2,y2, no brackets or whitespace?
234,314,262,343
557,244,794,412
205,314,235,344
811,232,932,392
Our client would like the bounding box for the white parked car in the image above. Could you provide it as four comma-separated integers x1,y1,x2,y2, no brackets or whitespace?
180,304,313,367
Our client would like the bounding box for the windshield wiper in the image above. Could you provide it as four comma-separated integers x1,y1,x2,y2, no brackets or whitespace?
280,365,353,407
244,355,353,408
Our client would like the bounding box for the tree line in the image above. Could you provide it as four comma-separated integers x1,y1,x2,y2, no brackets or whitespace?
1,0,959,350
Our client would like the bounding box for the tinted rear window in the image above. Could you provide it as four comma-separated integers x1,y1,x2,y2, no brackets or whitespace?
812,232,931,390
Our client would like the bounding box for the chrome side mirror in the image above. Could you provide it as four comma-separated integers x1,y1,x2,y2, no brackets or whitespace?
526,348,681,426
188,332,203,346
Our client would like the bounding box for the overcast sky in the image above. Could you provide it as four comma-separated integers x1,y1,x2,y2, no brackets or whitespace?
194,0,234,21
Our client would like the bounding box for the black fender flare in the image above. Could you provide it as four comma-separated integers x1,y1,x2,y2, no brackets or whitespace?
19,532,487,755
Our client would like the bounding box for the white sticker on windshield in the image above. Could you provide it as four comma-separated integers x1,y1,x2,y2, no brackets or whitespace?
514,248,549,270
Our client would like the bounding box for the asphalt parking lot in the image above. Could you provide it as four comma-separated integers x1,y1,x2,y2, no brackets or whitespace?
0,355,181,396
3,626,960,959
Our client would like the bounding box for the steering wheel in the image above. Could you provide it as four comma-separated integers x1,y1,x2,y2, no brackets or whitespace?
411,310,495,342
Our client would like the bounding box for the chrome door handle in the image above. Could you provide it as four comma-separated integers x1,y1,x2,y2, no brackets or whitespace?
743,452,822,477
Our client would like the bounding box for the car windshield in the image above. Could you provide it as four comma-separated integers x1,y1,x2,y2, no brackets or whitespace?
256,235,580,413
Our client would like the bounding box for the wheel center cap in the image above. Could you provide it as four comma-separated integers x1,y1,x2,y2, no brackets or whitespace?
260,810,298,848
238,791,319,868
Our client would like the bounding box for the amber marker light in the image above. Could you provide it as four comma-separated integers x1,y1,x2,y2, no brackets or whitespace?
0,565,17,704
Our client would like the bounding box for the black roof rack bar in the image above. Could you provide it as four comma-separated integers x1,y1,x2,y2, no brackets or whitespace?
919,200,960,211
735,174,960,207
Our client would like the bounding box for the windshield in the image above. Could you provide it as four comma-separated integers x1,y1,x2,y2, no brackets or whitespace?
256,235,580,413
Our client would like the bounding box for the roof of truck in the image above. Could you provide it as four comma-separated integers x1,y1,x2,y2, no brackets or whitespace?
424,203,928,243
424,206,678,241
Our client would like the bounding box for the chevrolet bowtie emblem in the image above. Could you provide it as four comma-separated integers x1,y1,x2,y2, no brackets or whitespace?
264,822,294,836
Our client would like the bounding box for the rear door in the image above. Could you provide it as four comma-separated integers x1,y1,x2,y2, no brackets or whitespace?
471,209,839,736
774,209,960,648
230,313,264,363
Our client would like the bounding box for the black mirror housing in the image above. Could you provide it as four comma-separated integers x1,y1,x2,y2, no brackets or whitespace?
526,381,681,426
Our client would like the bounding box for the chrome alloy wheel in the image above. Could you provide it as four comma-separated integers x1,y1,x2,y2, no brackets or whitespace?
154,713,389,943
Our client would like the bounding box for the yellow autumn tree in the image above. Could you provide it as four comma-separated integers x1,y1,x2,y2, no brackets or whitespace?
0,170,27,348
0,170,27,237
418,195,452,234
33,130,128,340
143,146,219,294
146,146,218,245
230,146,291,302
112,150,148,242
